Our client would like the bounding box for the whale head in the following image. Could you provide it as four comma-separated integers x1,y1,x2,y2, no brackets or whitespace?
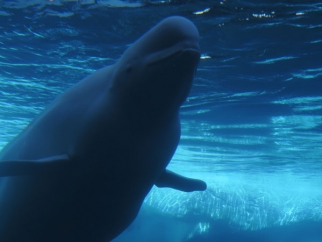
111,16,200,116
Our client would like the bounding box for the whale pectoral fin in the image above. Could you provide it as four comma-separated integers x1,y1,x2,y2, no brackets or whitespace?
155,169,207,192
0,154,70,177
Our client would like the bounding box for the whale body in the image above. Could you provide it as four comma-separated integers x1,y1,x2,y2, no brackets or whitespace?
0,16,206,242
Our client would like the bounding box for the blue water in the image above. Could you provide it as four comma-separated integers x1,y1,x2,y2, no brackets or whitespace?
1,0,322,241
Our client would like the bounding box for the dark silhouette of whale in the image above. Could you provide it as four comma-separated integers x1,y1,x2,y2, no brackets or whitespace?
0,16,206,242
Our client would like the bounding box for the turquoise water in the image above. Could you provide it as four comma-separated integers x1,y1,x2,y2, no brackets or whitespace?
1,0,322,241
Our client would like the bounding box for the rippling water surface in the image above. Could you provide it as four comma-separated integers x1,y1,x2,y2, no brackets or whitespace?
1,0,322,241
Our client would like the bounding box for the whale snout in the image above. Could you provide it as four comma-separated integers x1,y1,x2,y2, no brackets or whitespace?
119,16,200,66
147,16,200,54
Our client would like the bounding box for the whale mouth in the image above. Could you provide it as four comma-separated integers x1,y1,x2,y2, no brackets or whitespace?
173,48,200,68
145,44,200,68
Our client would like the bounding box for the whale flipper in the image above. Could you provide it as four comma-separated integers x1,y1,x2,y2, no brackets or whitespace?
0,154,70,176
155,169,207,192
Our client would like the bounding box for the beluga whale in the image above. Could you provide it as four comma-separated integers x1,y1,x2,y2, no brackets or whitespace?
0,16,206,242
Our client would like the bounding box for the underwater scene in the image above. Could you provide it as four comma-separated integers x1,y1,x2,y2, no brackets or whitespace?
0,0,322,241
